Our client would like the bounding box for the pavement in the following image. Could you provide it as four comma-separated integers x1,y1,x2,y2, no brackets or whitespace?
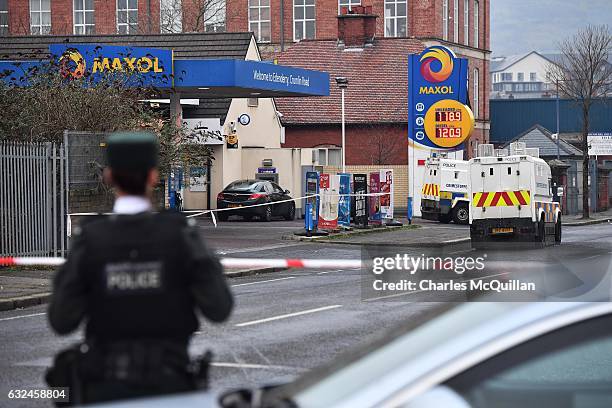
1,222,612,407
563,207,612,226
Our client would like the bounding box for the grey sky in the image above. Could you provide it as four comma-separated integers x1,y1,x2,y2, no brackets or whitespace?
491,0,611,56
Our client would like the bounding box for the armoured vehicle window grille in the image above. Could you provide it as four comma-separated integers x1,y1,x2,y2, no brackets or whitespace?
490,168,494,176
508,167,511,175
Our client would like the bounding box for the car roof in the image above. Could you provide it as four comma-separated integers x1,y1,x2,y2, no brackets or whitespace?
285,301,612,408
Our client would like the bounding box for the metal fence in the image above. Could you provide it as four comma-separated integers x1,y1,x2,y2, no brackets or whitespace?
0,142,68,257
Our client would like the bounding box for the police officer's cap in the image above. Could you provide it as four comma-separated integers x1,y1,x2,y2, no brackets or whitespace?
106,131,158,171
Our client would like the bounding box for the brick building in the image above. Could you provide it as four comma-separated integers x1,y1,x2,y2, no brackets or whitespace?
271,6,490,163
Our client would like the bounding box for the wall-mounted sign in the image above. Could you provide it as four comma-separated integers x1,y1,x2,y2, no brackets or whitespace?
226,134,239,148
588,133,612,156
424,99,475,149
238,114,251,126
49,44,173,88
408,46,469,150
257,167,277,174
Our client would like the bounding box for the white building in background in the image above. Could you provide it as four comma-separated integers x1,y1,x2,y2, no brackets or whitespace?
490,51,558,99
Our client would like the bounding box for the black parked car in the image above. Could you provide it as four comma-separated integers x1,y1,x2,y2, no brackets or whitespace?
216,179,295,221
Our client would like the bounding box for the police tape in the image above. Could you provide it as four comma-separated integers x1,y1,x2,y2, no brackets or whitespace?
0,257,363,270
67,191,393,228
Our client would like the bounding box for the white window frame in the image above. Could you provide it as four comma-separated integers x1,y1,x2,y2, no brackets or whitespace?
338,0,360,13
473,68,479,119
30,0,51,35
474,0,479,48
248,0,271,43
294,0,315,41
442,0,448,41
160,0,182,33
73,0,95,35
384,0,407,38
453,0,458,42
530,72,537,82
463,0,468,45
117,0,138,34
0,0,8,35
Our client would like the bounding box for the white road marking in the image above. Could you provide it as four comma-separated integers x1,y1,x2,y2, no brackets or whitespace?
211,362,303,371
217,242,303,255
0,312,46,322
578,254,603,261
235,305,342,327
232,276,296,287
317,269,344,275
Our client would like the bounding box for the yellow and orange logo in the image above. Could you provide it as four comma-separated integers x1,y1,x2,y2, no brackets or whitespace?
420,47,454,83
59,50,86,79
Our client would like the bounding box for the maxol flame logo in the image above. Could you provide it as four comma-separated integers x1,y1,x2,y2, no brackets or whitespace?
59,49,86,79
419,47,454,83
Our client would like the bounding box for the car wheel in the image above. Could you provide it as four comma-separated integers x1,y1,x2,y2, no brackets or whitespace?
555,216,562,244
452,203,469,225
262,205,273,222
284,203,295,221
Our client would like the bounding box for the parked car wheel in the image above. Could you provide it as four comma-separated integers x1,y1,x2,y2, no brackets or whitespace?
284,203,295,221
262,205,273,222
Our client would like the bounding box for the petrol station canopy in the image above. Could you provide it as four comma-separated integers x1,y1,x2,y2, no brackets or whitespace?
0,32,330,99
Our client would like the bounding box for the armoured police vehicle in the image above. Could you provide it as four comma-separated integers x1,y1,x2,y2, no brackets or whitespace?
420,155,470,224
468,143,563,247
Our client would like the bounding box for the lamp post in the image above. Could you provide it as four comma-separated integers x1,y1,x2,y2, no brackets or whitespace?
556,79,560,160
335,77,349,173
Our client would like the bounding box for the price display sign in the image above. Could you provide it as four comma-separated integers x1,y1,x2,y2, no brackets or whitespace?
424,99,474,149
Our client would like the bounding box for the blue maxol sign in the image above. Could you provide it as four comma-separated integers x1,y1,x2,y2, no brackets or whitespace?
408,45,469,150
0,44,329,97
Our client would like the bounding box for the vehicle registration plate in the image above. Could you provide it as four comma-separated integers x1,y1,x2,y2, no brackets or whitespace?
492,227,513,234
228,204,242,208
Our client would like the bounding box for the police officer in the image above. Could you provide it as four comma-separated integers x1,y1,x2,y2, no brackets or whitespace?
47,131,233,404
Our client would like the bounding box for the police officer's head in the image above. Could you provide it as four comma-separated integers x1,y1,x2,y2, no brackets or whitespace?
104,131,159,197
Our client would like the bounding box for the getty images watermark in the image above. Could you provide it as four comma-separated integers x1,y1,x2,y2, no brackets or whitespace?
357,244,583,302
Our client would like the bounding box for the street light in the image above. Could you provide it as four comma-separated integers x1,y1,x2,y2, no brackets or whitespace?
335,76,349,173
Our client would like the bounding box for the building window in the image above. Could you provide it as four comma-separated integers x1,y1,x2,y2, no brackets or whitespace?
501,72,512,81
442,0,448,40
384,0,407,37
453,0,458,42
0,0,7,35
473,68,479,118
463,0,468,45
517,72,524,82
473,0,478,48
249,0,271,42
30,0,51,35
294,0,315,41
73,0,95,34
530,72,537,81
117,0,138,34
339,0,360,13
160,0,182,33
204,0,226,33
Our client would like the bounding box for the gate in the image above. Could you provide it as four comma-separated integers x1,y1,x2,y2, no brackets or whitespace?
0,142,68,256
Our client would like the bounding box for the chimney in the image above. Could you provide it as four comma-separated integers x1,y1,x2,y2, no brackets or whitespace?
337,6,377,47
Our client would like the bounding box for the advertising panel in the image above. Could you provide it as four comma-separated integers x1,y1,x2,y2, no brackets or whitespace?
354,174,368,227
305,171,319,230
379,169,394,220
318,173,339,230
189,167,207,192
337,173,351,227
369,172,382,225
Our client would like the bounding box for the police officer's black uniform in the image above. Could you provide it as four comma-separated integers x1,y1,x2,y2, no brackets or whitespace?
47,132,233,404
